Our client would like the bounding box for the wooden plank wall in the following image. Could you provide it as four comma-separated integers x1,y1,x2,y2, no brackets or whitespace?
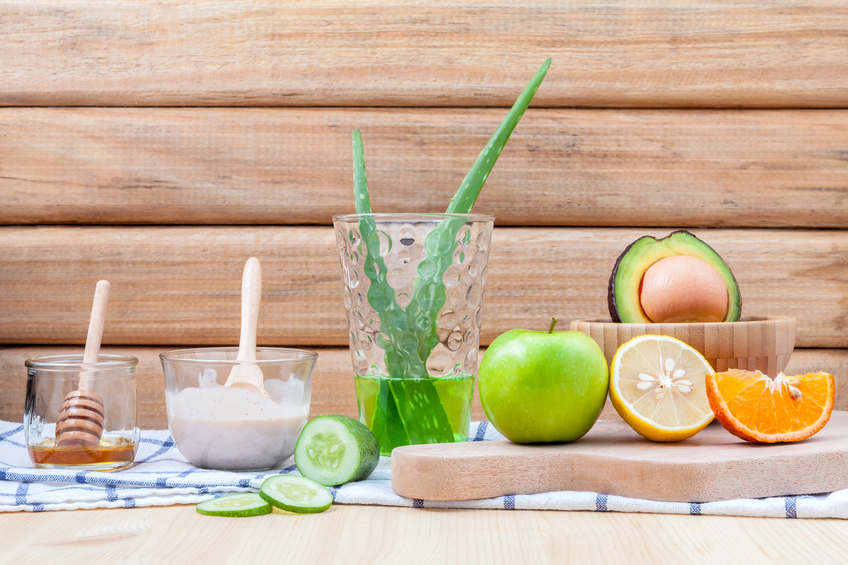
1,1,846,428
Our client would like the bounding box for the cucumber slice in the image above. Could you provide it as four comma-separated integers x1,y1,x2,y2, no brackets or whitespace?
259,475,333,514
196,493,272,517
294,415,380,486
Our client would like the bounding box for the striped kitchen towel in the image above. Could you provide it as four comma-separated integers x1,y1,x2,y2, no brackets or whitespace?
2,420,847,517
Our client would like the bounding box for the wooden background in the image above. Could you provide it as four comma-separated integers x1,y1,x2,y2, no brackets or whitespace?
1,0,847,428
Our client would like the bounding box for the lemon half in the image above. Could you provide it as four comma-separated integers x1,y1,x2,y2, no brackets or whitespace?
610,335,715,442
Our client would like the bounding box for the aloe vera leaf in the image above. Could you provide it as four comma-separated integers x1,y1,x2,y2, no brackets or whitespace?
362,238,456,444
351,130,454,445
353,129,416,442
446,57,551,214
352,130,426,379
387,379,457,444
359,220,454,446
360,250,454,443
406,59,552,364
369,380,410,453
352,129,372,215
405,217,465,362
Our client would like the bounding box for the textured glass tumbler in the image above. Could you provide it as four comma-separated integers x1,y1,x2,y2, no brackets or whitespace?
24,354,139,471
333,213,495,455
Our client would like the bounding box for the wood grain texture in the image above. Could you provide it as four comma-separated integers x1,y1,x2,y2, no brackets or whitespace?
571,316,797,377
3,506,848,565
0,226,845,347
2,1,848,108
391,412,848,502
1,108,847,227
1,346,845,429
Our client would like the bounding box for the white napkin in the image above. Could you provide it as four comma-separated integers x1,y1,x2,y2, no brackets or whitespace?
2,420,846,517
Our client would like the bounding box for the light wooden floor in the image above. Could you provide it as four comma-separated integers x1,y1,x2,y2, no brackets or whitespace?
2,505,847,564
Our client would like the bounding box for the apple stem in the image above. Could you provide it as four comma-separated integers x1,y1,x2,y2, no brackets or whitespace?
549,317,558,333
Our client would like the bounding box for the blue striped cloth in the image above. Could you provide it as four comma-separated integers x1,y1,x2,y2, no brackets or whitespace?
2,420,847,517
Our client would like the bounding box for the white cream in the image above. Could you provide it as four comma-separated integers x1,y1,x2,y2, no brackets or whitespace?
167,385,308,470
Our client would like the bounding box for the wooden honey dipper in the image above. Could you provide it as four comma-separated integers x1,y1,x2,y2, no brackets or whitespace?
55,280,110,448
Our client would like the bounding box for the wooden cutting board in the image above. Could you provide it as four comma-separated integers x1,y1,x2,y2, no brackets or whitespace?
391,411,848,503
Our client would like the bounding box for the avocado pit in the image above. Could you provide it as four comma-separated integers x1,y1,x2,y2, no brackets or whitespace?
639,255,729,323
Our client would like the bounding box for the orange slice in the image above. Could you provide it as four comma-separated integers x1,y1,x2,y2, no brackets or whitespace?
705,369,834,443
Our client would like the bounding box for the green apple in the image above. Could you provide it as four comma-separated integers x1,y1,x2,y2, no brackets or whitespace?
478,318,608,443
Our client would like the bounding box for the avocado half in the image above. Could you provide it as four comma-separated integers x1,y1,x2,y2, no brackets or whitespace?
608,230,741,323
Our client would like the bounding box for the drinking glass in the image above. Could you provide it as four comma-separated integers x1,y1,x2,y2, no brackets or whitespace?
333,213,494,455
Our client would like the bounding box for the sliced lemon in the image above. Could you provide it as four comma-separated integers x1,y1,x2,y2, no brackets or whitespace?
610,335,715,442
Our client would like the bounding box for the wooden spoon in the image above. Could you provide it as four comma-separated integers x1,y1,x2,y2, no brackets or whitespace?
224,257,270,398
55,280,110,448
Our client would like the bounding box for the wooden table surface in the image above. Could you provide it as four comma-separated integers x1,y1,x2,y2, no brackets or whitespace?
1,504,847,564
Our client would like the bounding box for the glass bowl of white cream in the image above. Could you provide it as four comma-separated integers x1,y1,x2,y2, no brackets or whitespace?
160,347,317,471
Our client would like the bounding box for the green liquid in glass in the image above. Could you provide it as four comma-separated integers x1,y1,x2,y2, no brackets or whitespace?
354,373,475,456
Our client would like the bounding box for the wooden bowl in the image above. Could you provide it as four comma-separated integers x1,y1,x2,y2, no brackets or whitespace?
569,316,797,377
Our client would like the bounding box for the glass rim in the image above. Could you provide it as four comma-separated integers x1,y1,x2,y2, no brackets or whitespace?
159,346,319,364
332,212,495,223
25,353,139,370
